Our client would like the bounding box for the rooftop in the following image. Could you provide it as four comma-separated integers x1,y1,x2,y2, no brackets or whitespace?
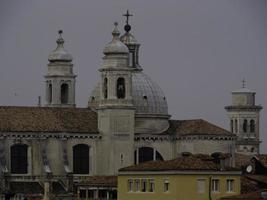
119,154,239,172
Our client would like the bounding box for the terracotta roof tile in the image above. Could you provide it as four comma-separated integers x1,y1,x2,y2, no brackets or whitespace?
220,189,267,200
75,176,117,187
167,119,234,136
119,154,239,172
0,106,98,133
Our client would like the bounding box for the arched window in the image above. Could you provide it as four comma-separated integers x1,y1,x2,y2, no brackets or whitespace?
234,119,238,133
250,120,255,133
73,144,89,174
48,84,52,103
243,119,248,133
103,78,108,99
230,119,233,133
117,78,125,99
135,147,164,164
61,83,69,104
11,144,28,174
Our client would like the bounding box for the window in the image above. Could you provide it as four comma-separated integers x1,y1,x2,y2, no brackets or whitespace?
197,179,206,193
211,179,219,192
61,83,69,104
227,179,234,192
11,144,28,174
129,52,133,67
164,179,169,192
135,179,140,192
117,77,125,99
135,147,164,164
250,120,255,133
48,83,52,103
103,78,108,99
79,189,86,198
128,179,133,192
148,179,155,192
234,119,238,133
141,179,147,192
230,120,233,132
243,119,248,133
73,144,89,174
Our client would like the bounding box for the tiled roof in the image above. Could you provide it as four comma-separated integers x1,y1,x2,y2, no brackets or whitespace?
10,181,44,194
234,154,267,169
241,176,262,194
254,155,267,168
0,106,98,133
220,189,267,200
119,154,239,172
75,176,117,187
234,153,252,169
166,119,234,136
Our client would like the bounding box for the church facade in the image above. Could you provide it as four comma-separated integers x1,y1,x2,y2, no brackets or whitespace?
0,13,262,198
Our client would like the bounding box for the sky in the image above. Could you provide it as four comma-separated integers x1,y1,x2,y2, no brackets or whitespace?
0,0,267,152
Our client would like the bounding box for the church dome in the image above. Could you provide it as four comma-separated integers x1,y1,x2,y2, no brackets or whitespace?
103,23,129,54
48,30,73,62
89,71,168,117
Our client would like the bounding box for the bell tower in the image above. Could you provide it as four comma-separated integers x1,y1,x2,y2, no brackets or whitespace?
97,23,135,175
225,80,262,154
45,30,76,107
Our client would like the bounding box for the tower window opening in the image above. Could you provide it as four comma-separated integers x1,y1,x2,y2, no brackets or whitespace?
230,119,233,133
117,77,125,99
243,119,248,133
234,119,238,133
143,95,147,100
129,52,133,67
250,120,255,133
48,83,52,103
61,83,69,104
103,78,108,99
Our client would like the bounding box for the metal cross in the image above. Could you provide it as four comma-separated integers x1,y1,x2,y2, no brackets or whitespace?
123,10,133,25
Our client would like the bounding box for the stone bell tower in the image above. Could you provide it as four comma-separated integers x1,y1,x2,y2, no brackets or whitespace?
45,30,76,107
225,80,262,155
97,23,135,175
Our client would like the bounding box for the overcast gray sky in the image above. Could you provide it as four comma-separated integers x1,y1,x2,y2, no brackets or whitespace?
0,0,267,152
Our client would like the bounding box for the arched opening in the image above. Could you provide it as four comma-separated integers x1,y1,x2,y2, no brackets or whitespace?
11,144,28,174
250,120,255,133
134,147,164,164
61,83,69,104
234,119,238,133
243,119,248,133
48,83,52,103
73,144,89,174
103,78,108,99
117,77,125,99
230,119,233,132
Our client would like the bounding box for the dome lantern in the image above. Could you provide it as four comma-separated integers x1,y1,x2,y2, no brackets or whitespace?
48,30,73,63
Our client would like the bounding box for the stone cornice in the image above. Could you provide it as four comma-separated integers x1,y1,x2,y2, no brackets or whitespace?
0,132,101,140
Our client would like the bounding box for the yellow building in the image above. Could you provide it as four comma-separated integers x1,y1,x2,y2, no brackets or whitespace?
118,154,241,200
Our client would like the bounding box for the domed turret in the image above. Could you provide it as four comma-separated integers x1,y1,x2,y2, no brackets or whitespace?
48,30,73,62
103,22,129,55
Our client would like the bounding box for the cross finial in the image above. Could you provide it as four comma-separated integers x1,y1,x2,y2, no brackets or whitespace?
242,78,246,88
123,10,133,25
